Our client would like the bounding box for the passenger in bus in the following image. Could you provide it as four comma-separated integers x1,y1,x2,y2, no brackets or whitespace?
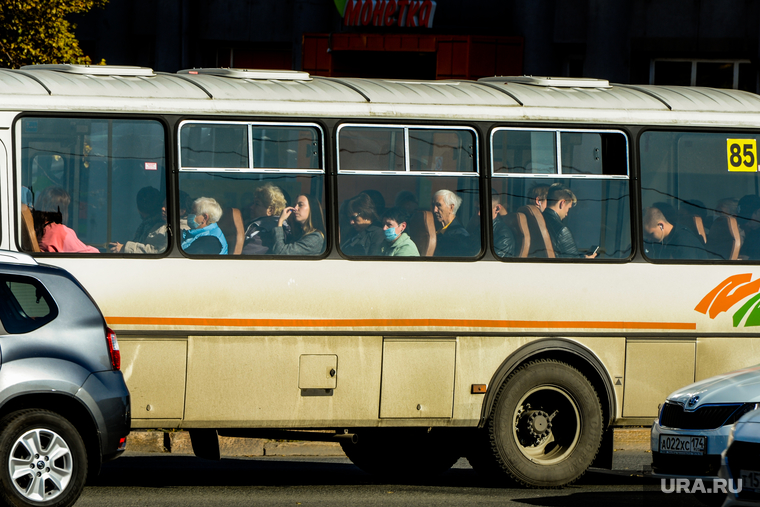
379,207,420,257
394,190,419,214
341,192,384,256
643,206,707,260
432,189,472,257
527,184,549,211
34,186,99,253
242,183,289,255
111,191,191,254
273,194,325,255
706,198,741,260
542,183,597,259
108,186,165,254
181,197,229,255
362,189,386,218
491,196,515,258
739,194,760,259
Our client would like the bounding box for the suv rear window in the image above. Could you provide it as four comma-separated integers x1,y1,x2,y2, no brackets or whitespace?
0,276,57,334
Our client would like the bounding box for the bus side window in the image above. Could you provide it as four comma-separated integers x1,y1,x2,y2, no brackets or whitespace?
178,121,326,257
18,118,168,255
337,125,480,259
640,131,757,262
491,128,631,260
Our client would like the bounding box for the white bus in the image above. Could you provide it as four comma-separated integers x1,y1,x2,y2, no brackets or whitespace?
1,65,759,487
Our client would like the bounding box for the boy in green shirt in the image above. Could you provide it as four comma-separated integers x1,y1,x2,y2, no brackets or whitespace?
380,207,420,257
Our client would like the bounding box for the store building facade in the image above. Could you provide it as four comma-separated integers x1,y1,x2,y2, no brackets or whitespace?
74,0,760,91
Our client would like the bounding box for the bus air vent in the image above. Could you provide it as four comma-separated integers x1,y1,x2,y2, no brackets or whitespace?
479,76,611,88
20,64,155,77
178,68,312,81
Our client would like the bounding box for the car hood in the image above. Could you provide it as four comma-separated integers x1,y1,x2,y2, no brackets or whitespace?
668,364,760,408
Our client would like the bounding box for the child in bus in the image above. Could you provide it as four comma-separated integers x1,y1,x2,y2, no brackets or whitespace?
273,194,325,255
181,197,229,255
380,207,419,257
34,186,99,253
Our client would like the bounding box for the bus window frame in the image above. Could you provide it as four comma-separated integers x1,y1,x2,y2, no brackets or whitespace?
489,127,630,180
334,122,482,261
176,120,329,260
637,126,760,265
177,120,325,174
13,113,172,257
489,126,632,263
336,123,479,177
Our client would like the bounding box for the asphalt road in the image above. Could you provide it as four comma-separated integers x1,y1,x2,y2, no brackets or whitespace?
76,450,706,507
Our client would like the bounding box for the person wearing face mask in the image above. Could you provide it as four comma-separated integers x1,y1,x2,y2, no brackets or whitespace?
379,207,420,257
340,192,385,256
272,194,326,256
181,197,229,255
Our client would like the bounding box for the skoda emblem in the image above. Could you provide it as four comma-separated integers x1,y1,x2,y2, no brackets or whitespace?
687,395,700,407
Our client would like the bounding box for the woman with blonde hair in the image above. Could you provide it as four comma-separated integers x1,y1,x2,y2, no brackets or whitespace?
242,183,288,255
272,194,325,255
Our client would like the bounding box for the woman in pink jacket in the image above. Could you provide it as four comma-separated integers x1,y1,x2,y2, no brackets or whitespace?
34,186,99,253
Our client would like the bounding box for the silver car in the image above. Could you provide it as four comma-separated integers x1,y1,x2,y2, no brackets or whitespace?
651,365,760,479
0,251,130,507
720,408,760,506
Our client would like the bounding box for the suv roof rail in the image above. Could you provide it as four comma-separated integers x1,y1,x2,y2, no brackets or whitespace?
178,68,312,81
0,251,37,266
20,64,155,77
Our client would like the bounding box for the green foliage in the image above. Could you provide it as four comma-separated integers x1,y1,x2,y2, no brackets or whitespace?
0,0,108,68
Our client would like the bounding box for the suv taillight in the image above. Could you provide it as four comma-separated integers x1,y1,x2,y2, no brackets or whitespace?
106,327,121,370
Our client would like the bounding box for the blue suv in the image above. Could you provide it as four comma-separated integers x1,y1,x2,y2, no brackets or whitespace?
0,251,130,507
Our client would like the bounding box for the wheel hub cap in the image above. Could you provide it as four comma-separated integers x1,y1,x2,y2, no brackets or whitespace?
9,428,73,502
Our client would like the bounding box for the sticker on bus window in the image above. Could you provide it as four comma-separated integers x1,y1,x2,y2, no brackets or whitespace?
144,162,158,171
726,139,758,172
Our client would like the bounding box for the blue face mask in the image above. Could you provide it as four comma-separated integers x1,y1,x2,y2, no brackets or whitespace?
384,227,398,242
187,214,200,230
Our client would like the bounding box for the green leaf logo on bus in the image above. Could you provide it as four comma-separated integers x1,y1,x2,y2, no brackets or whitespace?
695,274,760,327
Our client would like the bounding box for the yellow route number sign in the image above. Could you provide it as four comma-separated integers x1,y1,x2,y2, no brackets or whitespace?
727,139,758,172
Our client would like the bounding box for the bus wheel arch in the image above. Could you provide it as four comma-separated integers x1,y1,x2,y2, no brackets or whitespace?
479,339,615,432
469,339,616,486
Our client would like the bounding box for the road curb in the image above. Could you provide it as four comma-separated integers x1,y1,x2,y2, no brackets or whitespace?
127,427,651,456
126,430,345,457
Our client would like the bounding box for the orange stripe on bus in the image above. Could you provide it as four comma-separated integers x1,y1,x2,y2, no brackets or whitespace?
105,317,696,330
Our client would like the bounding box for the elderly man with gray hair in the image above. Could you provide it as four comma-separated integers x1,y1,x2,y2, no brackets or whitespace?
181,197,229,255
432,189,473,257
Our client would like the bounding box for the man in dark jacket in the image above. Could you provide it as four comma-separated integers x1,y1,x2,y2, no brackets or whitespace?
543,183,597,259
643,206,707,260
491,196,515,257
432,189,474,257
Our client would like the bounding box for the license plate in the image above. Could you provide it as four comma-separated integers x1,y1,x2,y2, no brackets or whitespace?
741,470,760,491
659,434,706,455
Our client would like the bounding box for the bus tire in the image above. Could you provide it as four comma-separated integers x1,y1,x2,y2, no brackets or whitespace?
472,359,603,488
341,429,460,479
0,409,88,507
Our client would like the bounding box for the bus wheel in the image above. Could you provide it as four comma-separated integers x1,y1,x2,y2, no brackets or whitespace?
0,409,88,507
341,429,460,479
471,359,603,488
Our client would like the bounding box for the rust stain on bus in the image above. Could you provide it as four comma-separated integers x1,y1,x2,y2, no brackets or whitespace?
105,317,696,331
